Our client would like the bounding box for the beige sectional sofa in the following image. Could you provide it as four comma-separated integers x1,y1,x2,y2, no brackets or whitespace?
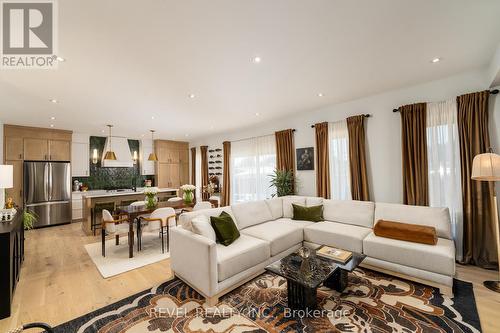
170,196,455,305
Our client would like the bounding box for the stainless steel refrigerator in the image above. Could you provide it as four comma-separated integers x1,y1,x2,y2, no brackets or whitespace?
24,161,71,228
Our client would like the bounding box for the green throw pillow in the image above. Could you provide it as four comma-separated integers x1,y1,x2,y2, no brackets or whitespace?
210,211,240,246
292,204,323,222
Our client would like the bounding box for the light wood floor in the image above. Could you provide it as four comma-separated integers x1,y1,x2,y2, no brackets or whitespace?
0,222,499,332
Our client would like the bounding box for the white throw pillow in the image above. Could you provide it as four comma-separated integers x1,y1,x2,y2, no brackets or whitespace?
191,215,216,242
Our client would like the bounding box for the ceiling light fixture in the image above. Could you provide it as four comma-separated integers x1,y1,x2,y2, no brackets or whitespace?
431,57,441,63
318,93,324,97
56,56,66,62
50,116,56,120
189,93,195,99
253,56,261,63
151,116,155,120
148,130,158,161
255,112,260,116
50,124,54,128
49,99,58,104
103,125,117,160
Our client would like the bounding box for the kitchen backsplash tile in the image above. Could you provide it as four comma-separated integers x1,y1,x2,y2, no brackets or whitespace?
72,136,154,190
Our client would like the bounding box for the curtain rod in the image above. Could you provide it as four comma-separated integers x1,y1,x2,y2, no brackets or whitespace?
230,129,296,143
310,114,371,128
392,89,499,113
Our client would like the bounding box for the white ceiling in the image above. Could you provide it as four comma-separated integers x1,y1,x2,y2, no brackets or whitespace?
1,0,500,141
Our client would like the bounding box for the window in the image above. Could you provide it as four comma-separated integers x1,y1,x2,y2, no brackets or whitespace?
329,120,351,200
427,99,463,260
230,135,276,203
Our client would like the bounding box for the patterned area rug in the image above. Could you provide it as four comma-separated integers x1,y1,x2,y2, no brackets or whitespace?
54,268,481,332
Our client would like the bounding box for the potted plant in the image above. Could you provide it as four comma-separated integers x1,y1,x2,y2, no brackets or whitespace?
144,186,159,209
180,184,196,204
269,169,295,197
23,209,38,230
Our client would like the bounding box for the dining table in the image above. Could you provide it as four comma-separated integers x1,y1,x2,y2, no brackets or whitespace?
116,200,194,258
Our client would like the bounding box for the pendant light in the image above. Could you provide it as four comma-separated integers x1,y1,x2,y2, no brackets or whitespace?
104,125,117,160
148,130,158,161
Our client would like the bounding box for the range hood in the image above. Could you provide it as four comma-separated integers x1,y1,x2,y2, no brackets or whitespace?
102,137,134,168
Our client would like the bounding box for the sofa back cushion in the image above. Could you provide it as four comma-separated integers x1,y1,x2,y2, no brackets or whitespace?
323,199,375,228
374,202,452,239
305,197,324,207
179,207,235,231
265,197,283,220
282,196,307,218
231,200,274,229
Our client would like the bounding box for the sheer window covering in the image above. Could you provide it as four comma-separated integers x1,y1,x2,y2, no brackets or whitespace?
426,99,463,260
230,135,277,203
329,120,351,200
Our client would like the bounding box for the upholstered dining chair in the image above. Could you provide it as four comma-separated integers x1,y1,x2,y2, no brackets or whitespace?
7,322,53,333
101,209,134,257
138,207,176,253
193,201,212,211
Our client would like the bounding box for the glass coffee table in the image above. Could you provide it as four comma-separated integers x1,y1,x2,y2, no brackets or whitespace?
265,247,366,310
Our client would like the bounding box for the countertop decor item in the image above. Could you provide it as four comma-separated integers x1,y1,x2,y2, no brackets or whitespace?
0,165,13,210
471,148,500,293
144,186,159,209
180,184,196,204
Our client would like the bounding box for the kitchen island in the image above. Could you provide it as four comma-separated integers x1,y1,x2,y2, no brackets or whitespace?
81,188,178,235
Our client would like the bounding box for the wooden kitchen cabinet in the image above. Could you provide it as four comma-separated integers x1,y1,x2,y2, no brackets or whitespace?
4,160,23,207
4,137,23,160
49,140,71,161
23,138,49,160
155,140,189,189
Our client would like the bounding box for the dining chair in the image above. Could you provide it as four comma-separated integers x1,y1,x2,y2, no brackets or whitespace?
101,209,134,257
91,201,115,236
138,207,176,253
7,322,53,333
193,201,212,211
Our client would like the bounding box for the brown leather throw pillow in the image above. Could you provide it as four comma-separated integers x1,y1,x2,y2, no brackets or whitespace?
374,220,438,245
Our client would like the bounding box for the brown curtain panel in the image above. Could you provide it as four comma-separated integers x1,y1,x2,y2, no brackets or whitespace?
275,129,295,192
400,103,428,206
315,122,331,198
190,147,196,186
221,141,231,207
457,90,497,268
200,146,209,200
346,115,370,201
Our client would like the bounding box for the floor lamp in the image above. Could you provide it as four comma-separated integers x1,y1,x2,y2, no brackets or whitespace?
471,149,500,292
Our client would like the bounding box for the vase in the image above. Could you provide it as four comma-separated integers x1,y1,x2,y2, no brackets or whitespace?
183,191,194,204
145,195,158,209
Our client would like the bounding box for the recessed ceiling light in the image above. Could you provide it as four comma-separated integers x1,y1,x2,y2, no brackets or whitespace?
141,134,145,137
189,93,195,99
50,116,56,120
56,56,66,62
49,99,58,104
50,124,54,128
255,112,260,116
101,129,105,133
210,125,214,130
431,57,441,63
151,116,155,120
318,93,324,97
185,134,189,137
253,56,261,63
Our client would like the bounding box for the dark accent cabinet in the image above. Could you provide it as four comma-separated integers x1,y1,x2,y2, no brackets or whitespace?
0,213,24,319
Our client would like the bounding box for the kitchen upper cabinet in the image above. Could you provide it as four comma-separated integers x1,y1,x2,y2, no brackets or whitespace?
154,140,189,189
140,139,155,175
179,150,189,164
5,137,23,160
23,138,49,160
4,160,23,207
179,163,189,185
49,140,71,161
71,142,89,176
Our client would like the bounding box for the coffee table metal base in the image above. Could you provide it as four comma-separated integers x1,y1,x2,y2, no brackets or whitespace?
287,280,317,310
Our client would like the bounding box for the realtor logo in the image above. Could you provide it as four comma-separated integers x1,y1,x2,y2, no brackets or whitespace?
1,0,57,69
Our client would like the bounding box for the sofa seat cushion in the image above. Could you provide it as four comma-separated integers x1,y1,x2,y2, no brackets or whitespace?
274,217,315,229
241,220,304,256
363,232,455,276
217,234,270,282
304,221,371,253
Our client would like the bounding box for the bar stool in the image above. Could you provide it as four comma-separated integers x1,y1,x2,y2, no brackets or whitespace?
91,201,115,236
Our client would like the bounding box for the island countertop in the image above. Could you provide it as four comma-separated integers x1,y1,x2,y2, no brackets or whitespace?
80,187,178,199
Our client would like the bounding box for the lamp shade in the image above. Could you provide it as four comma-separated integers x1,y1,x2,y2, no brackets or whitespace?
0,165,13,188
471,152,500,181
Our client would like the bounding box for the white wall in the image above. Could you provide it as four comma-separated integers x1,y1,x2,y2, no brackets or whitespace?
0,121,3,163
191,68,499,204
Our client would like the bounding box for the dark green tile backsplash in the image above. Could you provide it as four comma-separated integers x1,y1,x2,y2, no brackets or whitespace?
72,136,155,190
